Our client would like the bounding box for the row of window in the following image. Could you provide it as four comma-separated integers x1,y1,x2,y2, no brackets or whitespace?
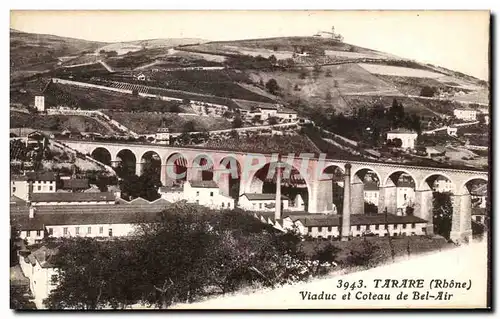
307,223,418,233
315,232,419,240
13,186,54,192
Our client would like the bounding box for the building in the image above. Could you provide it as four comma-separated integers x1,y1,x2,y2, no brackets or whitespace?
386,129,418,149
11,172,57,201
159,180,235,210
276,107,298,121
239,193,290,211
259,105,278,120
426,146,447,158
264,212,428,239
364,182,379,205
471,207,487,224
446,126,458,137
453,108,477,121
136,73,146,81
34,96,45,112
396,179,415,215
471,183,487,209
30,192,116,206
433,176,453,193
155,128,170,141
18,245,58,309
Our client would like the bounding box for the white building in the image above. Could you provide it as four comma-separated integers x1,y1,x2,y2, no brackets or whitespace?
363,182,379,205
34,96,45,112
155,128,170,141
259,106,278,120
446,126,458,137
396,179,415,215
471,207,487,224
11,172,57,201
386,129,418,149
18,245,58,309
433,176,453,193
471,183,487,209
454,108,477,121
239,193,290,211
276,107,298,121
159,180,235,210
275,213,428,239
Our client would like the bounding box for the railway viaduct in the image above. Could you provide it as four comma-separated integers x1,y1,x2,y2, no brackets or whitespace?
60,139,489,243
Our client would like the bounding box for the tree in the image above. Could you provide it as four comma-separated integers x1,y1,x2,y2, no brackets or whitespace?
268,55,277,65
182,121,196,133
268,117,278,125
232,115,243,128
325,69,332,77
119,169,161,201
298,70,308,80
169,103,181,113
182,98,191,106
392,138,403,148
345,238,381,268
325,90,332,101
420,86,437,97
265,79,280,95
432,192,453,239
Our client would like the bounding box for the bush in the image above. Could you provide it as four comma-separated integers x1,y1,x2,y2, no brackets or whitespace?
345,239,381,268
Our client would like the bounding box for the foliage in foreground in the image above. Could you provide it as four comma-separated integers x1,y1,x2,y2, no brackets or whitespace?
44,204,339,309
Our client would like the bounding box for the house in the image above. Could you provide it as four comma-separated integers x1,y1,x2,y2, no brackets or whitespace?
18,245,59,309
277,213,428,239
11,172,57,201
34,96,45,112
136,73,146,81
433,176,453,193
426,146,447,158
183,180,235,209
471,183,487,209
386,129,418,149
471,207,487,224
155,127,170,141
364,182,379,205
454,108,477,121
238,193,290,211
446,126,458,137
396,178,415,215
276,106,298,121
30,192,116,206
159,180,235,210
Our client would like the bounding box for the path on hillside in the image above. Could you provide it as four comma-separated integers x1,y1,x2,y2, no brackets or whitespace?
171,240,488,309
99,60,114,73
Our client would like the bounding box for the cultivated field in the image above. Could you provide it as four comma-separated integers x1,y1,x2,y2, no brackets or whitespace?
10,111,113,135
358,63,443,78
372,75,446,96
101,111,232,134
342,95,440,118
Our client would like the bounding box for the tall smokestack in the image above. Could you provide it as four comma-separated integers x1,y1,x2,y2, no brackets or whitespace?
341,163,352,241
275,157,282,221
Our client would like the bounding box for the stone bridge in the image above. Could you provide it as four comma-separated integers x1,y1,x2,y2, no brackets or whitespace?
60,139,489,242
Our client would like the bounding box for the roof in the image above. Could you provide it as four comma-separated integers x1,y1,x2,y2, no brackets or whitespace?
387,128,417,134
29,245,60,268
277,107,297,114
26,172,56,182
242,193,290,201
426,146,447,153
11,175,28,182
189,180,219,188
61,179,90,190
30,192,116,203
471,184,487,196
396,180,415,188
10,195,26,205
291,213,427,227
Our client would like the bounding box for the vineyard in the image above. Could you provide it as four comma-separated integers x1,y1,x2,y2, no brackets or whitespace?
43,82,184,112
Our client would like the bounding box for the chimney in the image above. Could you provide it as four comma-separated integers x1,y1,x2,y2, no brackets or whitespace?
29,205,35,219
341,163,352,241
275,157,282,221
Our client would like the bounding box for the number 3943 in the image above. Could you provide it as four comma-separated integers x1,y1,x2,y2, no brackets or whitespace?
337,279,364,290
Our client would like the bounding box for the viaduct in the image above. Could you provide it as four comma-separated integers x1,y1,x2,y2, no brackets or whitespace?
60,139,489,243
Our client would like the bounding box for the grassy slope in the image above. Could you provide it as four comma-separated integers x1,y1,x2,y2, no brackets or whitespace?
10,111,113,135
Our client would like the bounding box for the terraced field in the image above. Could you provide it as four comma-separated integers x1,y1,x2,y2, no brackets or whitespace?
101,111,232,134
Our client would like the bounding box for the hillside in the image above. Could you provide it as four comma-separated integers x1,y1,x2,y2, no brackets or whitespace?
10,29,106,75
97,38,207,55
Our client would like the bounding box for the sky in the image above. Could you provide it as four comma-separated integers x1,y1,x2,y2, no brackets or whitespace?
10,10,490,80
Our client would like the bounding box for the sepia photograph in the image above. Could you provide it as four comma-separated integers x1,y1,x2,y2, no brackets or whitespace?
8,10,491,310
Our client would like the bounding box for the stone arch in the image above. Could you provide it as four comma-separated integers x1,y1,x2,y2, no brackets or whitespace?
460,175,488,193
351,166,382,184
383,169,418,216
139,150,162,179
245,161,312,212
216,155,242,199
320,164,345,214
91,147,112,166
420,172,455,193
191,153,215,181
164,152,189,186
115,149,137,177
350,166,381,215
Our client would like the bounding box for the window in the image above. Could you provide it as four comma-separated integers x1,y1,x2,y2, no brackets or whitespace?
87,227,92,234
49,186,53,191
393,224,398,229
210,192,214,197
259,203,262,209
327,226,332,232
356,225,361,231
196,200,199,204
411,232,416,236
48,228,53,235
99,227,103,234
63,227,68,235
384,233,388,237
12,187,16,193
411,223,416,228
375,225,379,230
222,202,225,208
196,191,200,196
327,235,332,239
109,228,113,237
308,227,312,232
393,233,397,236
27,230,31,237
75,227,80,235
37,186,41,191
36,230,41,236
318,227,323,232
476,216,481,222
403,224,407,229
